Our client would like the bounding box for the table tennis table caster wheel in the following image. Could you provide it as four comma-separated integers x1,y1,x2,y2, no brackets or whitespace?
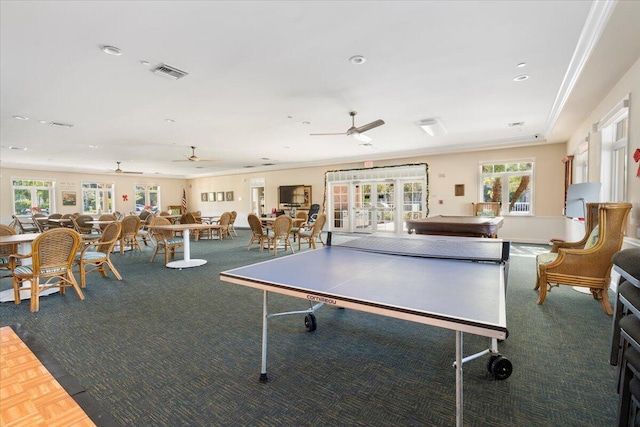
304,313,317,332
487,355,512,380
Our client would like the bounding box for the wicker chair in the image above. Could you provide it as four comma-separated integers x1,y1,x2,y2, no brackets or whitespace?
10,228,84,312
291,211,309,242
11,215,39,234
535,203,632,314
247,214,267,251
32,213,48,232
76,222,122,288
73,215,96,235
98,213,117,232
216,212,232,240
0,224,18,279
267,215,294,255
298,213,326,250
149,216,184,264
473,202,501,216
46,213,63,229
60,213,76,228
137,213,155,246
119,215,143,254
228,211,238,236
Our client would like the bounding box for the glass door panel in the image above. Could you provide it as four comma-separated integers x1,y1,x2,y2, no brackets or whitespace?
402,181,423,231
353,183,373,233
332,184,349,231
375,183,395,233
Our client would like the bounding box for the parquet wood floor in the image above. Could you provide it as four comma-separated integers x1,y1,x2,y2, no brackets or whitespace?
0,326,96,427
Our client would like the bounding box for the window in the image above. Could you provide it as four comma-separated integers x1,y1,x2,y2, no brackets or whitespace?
135,185,160,213
598,96,629,202
82,182,114,214
11,179,55,214
479,161,534,215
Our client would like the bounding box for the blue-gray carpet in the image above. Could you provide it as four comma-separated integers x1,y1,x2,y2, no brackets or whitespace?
0,231,618,426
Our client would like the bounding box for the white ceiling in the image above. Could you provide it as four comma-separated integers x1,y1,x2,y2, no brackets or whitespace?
1,1,639,178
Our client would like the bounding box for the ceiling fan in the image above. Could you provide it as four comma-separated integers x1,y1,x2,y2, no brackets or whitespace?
310,111,385,143
172,146,218,162
113,161,143,174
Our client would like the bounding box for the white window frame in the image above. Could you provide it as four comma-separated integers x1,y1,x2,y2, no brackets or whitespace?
135,185,161,214
596,96,629,202
81,181,115,214
11,178,56,215
478,159,535,216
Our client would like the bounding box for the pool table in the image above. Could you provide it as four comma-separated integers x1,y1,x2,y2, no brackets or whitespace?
406,215,504,238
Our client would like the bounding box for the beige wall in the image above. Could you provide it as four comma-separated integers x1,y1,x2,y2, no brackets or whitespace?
565,57,640,244
0,169,186,222
187,142,568,243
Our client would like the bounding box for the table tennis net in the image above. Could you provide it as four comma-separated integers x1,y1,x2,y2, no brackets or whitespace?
329,233,509,262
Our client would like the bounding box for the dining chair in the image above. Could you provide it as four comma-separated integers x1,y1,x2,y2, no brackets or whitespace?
119,215,143,254
137,213,155,246
216,212,232,240
32,213,49,232
247,214,267,251
0,224,19,279
267,215,294,255
10,228,84,312
11,215,39,234
298,213,326,250
98,213,117,232
46,213,63,229
228,211,238,236
149,216,184,264
291,211,308,242
73,215,97,235
76,222,122,288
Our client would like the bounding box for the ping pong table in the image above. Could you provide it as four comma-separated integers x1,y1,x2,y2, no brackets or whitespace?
220,233,511,427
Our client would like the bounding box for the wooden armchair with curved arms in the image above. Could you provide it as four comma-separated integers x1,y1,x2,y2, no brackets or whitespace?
535,202,632,314
267,215,293,255
298,213,326,250
247,214,268,251
0,225,18,279
10,228,84,312
76,222,123,288
149,216,184,264
120,215,143,254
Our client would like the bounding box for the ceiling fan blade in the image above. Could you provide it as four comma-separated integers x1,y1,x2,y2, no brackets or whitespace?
356,119,385,134
309,132,347,136
190,158,219,162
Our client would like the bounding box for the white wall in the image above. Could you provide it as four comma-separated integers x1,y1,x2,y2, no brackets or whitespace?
565,57,640,247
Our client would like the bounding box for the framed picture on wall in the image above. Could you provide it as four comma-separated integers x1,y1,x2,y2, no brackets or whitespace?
201,192,208,202
208,192,215,202
226,191,234,201
62,191,76,206
217,191,225,202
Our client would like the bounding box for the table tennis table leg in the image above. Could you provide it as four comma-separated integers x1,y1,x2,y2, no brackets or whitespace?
260,290,269,383
456,331,463,427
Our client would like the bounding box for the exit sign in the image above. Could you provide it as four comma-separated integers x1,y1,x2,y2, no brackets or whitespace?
364,161,373,168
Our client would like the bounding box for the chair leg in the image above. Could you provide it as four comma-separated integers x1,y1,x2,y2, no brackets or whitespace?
106,259,122,280
80,262,87,288
67,272,85,301
13,276,21,305
30,276,40,312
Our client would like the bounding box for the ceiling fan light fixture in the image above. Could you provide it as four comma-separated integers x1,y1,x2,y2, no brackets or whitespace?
418,118,447,136
351,132,372,143
349,55,366,65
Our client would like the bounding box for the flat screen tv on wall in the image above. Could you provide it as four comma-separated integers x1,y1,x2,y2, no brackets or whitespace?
278,185,305,206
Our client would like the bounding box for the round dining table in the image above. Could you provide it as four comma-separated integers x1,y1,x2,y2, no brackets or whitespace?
150,223,221,269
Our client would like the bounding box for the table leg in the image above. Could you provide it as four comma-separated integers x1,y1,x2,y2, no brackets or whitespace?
164,228,207,269
456,331,463,427
260,290,269,383
183,229,191,261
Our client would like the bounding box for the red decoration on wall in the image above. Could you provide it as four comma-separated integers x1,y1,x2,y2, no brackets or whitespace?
633,148,640,178
122,195,128,201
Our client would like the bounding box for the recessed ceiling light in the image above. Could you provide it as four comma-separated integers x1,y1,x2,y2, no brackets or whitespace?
349,55,366,65
140,60,150,66
13,115,28,120
302,121,310,125
89,144,99,148
165,119,175,123
513,75,530,82
39,120,48,124
101,45,122,56
517,62,527,68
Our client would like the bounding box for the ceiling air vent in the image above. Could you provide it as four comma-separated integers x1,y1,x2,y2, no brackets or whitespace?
49,122,74,129
508,122,525,127
151,63,189,80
